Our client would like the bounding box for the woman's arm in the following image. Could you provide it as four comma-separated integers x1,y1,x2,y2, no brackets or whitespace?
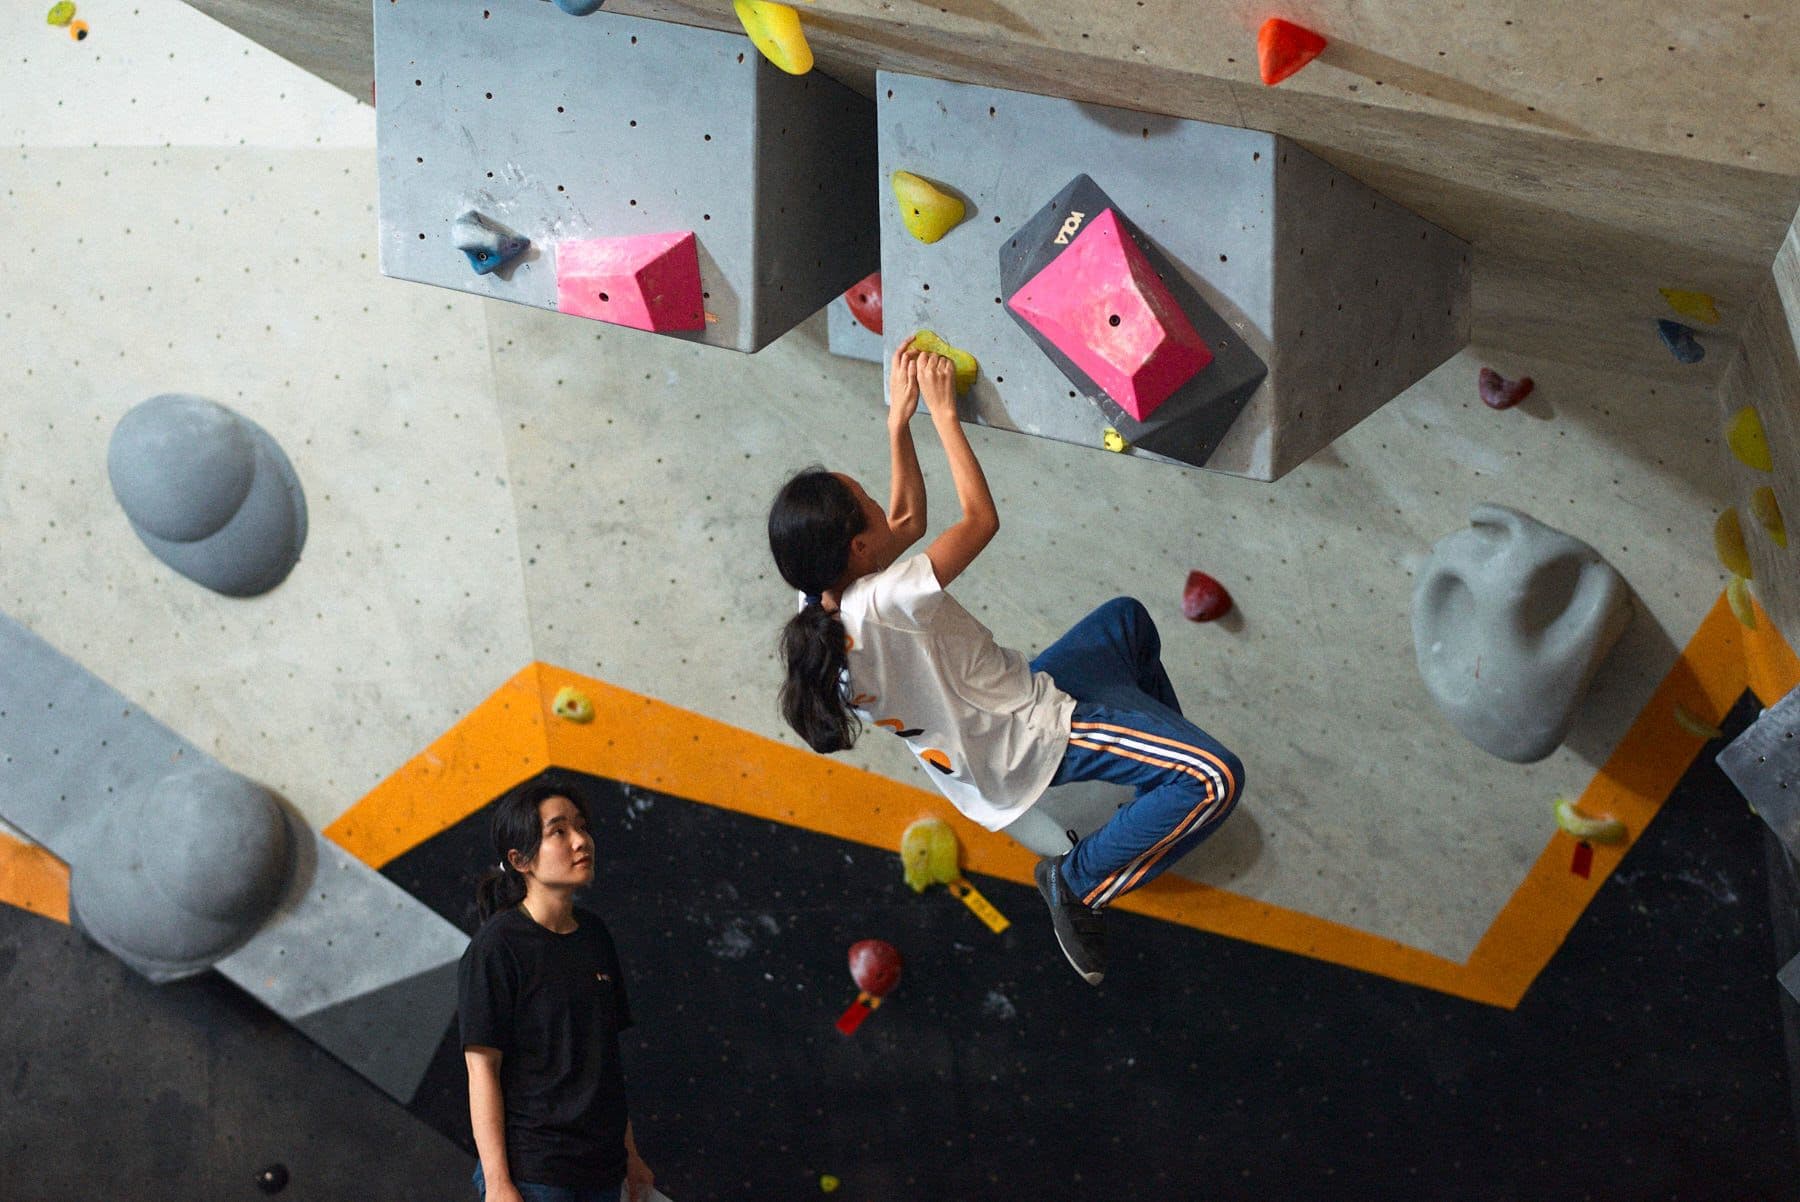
918,353,998,588
466,1047,524,1202
886,340,927,548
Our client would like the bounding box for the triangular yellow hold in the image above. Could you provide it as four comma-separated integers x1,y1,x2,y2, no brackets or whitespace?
1751,486,1788,548
891,171,965,244
1659,287,1720,325
1726,406,1774,472
733,1,813,75
1715,508,1753,579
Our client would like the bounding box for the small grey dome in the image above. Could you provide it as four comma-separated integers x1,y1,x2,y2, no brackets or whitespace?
108,394,257,543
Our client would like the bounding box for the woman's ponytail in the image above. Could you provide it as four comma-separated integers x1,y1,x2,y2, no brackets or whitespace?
768,469,868,753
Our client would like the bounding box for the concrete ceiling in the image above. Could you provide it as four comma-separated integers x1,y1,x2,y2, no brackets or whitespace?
186,0,1800,384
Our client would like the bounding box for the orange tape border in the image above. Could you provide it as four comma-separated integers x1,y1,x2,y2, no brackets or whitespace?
6,591,1795,1010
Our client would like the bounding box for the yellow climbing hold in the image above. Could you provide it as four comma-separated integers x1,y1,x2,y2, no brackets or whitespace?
820,1176,841,1194
1727,574,1757,629
910,329,978,394
551,685,595,724
1714,508,1753,579
1751,486,1787,548
1726,406,1773,471
1554,798,1627,845
733,1,813,75
899,817,960,892
1659,287,1720,325
1672,704,1723,740
45,2,74,26
1102,428,1128,453
891,171,965,244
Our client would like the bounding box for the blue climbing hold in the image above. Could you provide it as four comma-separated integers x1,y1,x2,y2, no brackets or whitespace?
1656,318,1705,364
452,210,529,276
553,0,605,13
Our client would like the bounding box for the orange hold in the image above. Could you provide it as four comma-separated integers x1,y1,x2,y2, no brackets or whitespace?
920,748,953,774
1257,17,1325,85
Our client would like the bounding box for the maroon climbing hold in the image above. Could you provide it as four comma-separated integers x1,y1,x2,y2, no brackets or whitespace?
1477,367,1534,410
845,271,883,335
1182,571,1232,622
847,939,903,997
1258,18,1326,86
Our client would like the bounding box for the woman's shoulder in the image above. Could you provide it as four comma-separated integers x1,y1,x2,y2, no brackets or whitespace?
467,906,530,953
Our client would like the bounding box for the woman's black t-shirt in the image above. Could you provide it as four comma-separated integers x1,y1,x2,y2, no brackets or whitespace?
458,904,633,1188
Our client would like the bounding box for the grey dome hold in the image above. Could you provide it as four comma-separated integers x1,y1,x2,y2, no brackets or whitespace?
1412,504,1634,764
69,765,298,983
107,394,308,597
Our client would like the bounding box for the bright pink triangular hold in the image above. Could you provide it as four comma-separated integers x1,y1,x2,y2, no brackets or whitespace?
1007,209,1212,422
555,231,705,332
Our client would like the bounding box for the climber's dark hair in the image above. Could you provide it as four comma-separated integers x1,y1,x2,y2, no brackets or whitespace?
473,770,593,923
769,468,868,753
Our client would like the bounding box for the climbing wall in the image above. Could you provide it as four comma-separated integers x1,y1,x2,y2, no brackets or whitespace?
374,1,877,352
877,71,1470,480
0,615,468,1104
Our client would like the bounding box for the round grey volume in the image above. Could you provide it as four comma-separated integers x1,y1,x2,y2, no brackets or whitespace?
70,765,297,983
108,394,308,596
1412,504,1634,764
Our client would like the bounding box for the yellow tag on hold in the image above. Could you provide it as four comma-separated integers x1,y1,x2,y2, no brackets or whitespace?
947,878,1010,933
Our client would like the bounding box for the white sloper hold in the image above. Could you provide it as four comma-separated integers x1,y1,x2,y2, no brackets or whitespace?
1412,504,1634,763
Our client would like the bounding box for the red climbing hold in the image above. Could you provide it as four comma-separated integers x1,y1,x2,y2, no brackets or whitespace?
1257,18,1326,86
1477,367,1534,410
848,939,903,997
845,271,883,335
1182,571,1233,622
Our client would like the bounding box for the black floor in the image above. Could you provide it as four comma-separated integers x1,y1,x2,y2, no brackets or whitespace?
385,690,1800,1201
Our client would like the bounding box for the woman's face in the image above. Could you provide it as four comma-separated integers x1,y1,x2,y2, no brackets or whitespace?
514,794,594,887
832,473,892,569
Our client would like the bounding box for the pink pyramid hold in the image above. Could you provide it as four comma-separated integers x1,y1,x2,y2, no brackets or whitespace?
1006,209,1212,422
555,231,705,332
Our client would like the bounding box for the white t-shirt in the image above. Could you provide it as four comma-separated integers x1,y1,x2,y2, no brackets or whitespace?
824,553,1076,830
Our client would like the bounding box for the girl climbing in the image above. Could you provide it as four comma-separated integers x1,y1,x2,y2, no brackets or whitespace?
458,774,655,1202
768,341,1246,985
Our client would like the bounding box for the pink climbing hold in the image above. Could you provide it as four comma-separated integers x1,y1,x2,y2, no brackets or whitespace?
1006,208,1213,423
555,231,705,332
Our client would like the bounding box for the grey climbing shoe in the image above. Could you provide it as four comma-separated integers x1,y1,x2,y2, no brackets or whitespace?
1034,855,1105,986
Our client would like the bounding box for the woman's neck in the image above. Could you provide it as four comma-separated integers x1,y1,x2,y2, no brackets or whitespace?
520,887,578,933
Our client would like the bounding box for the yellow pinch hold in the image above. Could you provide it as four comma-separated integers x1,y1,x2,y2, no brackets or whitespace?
1672,703,1723,740
1554,798,1627,845
733,1,813,75
1727,574,1757,629
1714,508,1753,579
1659,287,1720,325
910,329,978,394
1751,486,1788,548
1725,406,1773,472
899,816,960,892
1102,428,1128,453
891,170,966,243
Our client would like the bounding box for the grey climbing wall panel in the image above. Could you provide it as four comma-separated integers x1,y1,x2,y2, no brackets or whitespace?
1717,684,1800,1003
376,1,877,352
876,71,1471,480
0,613,467,1104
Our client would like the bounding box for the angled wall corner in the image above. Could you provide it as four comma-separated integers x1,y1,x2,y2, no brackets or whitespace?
1717,214,1800,651
876,70,1469,480
375,3,877,352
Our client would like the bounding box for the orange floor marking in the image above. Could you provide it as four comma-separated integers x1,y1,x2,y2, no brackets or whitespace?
9,591,1796,1008
0,829,69,925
